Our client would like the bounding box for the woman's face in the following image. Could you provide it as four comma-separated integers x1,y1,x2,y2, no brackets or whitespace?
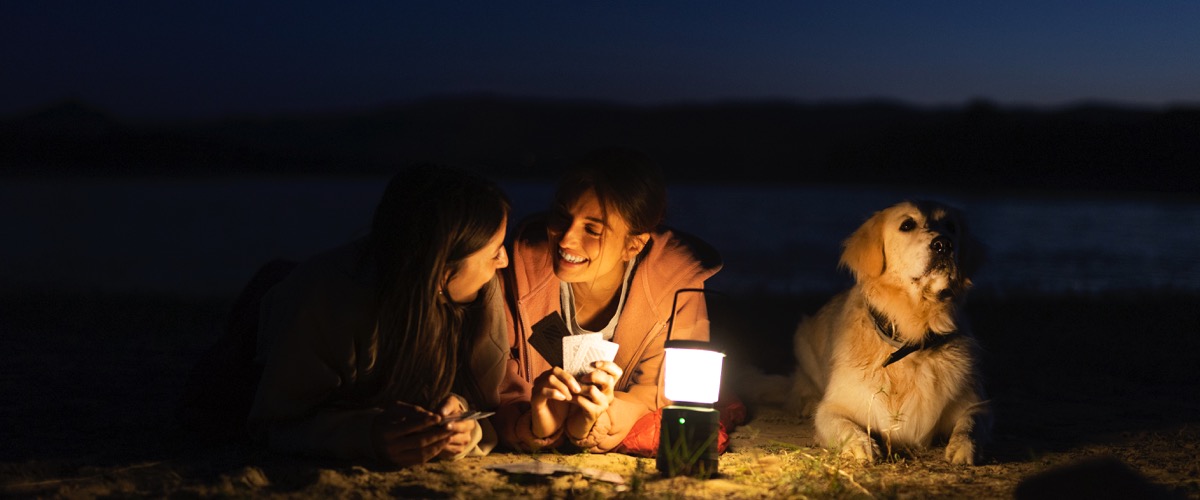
444,217,508,303
547,189,642,285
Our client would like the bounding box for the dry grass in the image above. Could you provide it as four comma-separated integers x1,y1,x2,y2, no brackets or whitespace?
2,291,1198,498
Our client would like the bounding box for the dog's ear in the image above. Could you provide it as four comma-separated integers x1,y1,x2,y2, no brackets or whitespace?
839,210,886,280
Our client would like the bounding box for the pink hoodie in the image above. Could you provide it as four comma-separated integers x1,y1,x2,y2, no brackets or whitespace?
494,214,722,453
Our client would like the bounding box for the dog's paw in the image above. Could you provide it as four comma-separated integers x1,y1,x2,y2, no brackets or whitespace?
840,434,880,462
945,433,977,465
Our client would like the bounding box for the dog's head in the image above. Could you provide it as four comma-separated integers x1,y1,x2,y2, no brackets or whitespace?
840,200,984,306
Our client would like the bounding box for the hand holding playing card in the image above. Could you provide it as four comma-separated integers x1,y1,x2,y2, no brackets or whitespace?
567,360,623,440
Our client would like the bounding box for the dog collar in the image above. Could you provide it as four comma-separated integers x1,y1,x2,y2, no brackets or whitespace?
868,306,959,367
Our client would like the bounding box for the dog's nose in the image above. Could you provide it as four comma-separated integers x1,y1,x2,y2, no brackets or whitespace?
931,236,953,255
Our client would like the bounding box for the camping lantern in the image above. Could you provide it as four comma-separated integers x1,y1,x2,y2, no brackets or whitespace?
657,288,725,478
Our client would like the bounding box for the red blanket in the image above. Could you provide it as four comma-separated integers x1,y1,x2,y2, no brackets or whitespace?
615,395,746,457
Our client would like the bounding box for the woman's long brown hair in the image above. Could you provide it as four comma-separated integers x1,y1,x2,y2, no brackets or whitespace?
365,165,509,409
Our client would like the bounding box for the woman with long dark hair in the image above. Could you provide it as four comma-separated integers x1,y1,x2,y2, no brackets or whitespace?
248,165,511,466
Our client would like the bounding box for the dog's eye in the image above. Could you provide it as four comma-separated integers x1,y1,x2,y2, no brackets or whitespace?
900,219,916,232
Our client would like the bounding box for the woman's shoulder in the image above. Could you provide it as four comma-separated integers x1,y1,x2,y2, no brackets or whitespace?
626,226,722,316
647,226,722,273
255,241,377,363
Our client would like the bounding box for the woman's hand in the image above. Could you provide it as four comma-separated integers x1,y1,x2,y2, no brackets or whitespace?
530,367,580,439
566,361,622,440
371,401,453,467
433,396,477,459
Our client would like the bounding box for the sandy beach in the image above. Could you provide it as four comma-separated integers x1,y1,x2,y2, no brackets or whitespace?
2,290,1197,498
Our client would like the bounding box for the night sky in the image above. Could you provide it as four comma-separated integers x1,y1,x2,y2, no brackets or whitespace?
3,1,1199,119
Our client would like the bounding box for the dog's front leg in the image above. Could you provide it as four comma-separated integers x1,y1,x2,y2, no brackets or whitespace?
943,396,991,465
815,403,879,462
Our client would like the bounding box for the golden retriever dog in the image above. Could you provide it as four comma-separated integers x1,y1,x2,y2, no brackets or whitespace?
789,200,990,465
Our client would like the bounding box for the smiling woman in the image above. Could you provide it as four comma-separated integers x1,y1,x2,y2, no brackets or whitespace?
493,147,732,456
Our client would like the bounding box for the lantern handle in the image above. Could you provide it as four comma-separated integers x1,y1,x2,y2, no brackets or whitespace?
665,287,726,342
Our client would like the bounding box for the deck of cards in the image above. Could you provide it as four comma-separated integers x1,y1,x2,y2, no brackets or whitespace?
562,333,619,379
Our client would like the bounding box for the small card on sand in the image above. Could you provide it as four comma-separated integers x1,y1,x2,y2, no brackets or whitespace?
562,333,619,379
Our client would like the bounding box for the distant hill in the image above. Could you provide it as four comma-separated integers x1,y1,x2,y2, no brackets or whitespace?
2,95,1199,195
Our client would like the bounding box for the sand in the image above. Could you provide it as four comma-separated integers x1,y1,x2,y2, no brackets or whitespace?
1,291,1198,498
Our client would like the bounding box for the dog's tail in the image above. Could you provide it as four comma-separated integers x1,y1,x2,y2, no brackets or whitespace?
726,361,793,408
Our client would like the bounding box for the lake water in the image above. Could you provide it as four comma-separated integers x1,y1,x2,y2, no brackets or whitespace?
3,177,1199,297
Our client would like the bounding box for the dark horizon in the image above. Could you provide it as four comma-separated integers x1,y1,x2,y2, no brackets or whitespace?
4,94,1199,198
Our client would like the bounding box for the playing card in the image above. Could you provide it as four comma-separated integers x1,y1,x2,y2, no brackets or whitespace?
562,333,619,379
528,313,571,368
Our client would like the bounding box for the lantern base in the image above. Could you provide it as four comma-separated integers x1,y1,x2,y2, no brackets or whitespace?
656,405,720,478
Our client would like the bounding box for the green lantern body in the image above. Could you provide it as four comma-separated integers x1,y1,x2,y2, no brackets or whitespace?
656,405,720,478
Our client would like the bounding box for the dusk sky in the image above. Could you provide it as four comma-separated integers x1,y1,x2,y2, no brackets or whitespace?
4,1,1199,119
